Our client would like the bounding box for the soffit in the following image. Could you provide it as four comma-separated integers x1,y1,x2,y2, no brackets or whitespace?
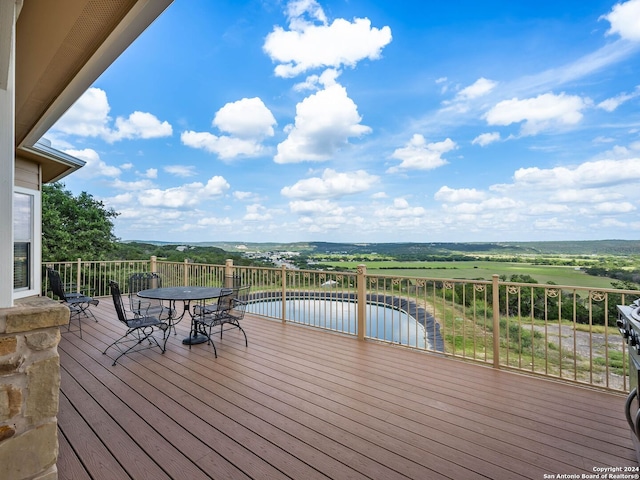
15,0,138,147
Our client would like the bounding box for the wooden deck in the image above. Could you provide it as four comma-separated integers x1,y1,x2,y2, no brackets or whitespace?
57,299,638,480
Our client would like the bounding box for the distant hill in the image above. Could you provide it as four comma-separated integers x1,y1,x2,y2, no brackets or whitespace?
303,241,640,256
123,240,640,256
124,240,316,252
328,241,640,256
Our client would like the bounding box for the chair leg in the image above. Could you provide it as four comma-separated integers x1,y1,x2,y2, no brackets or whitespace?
68,308,83,339
73,313,82,339
238,324,248,347
203,323,217,357
65,303,98,340
208,326,217,357
220,321,248,347
209,337,217,358
159,324,169,353
103,327,163,366
189,320,217,357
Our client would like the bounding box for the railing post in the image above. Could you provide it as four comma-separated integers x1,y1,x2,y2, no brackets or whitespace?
76,258,82,293
492,274,500,369
224,259,234,288
357,264,366,341
150,255,157,273
183,259,189,286
281,265,287,324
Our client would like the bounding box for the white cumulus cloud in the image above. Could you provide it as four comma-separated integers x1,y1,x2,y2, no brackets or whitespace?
289,199,338,214
181,132,265,159
51,87,172,142
456,77,498,100
53,88,111,137
602,0,640,41
281,168,378,199
142,168,157,179
138,176,230,208
435,186,487,203
387,135,456,173
513,158,640,189
214,97,277,138
109,111,172,141
472,132,501,147
181,97,276,160
64,148,121,178
243,204,272,221
275,83,371,163
597,85,640,111
263,0,392,78
485,92,589,135
374,198,427,218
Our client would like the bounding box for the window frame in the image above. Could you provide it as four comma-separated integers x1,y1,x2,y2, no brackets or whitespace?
13,186,41,299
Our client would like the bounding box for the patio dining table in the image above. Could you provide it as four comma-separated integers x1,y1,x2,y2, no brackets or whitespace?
137,286,225,345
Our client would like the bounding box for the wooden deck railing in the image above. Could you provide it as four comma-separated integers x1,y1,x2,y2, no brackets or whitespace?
43,257,640,393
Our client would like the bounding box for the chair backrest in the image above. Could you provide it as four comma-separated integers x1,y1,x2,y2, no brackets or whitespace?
128,272,163,309
129,272,163,290
232,285,251,318
235,285,251,302
215,288,235,313
109,281,129,324
47,268,67,301
128,272,149,294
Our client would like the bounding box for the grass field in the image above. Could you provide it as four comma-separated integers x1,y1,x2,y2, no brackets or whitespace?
322,260,619,288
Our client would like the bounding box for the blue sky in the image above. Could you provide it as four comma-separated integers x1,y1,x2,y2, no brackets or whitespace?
46,0,640,244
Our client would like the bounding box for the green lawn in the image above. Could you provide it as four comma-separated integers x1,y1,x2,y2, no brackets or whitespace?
322,260,619,289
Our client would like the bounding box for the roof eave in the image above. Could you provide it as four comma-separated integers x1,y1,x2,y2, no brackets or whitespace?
19,140,85,184
18,0,173,149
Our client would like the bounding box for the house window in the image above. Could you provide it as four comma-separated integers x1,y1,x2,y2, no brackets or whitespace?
13,188,41,298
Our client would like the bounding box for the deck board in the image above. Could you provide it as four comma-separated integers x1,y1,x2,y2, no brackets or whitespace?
56,299,638,479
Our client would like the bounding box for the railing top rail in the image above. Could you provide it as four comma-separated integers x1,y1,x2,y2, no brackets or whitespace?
363,273,492,285
285,269,357,277
495,281,640,295
360,271,640,295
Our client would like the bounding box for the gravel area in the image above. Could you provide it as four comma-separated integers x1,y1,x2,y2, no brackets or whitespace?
532,323,627,390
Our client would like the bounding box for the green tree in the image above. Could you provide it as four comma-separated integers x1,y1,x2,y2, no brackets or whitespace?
42,183,119,261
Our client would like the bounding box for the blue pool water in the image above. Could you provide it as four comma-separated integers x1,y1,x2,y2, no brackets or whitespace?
246,299,429,349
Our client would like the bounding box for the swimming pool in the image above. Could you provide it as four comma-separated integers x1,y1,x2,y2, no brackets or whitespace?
246,298,430,349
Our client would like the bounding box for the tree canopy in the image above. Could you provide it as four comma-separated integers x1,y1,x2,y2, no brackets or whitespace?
42,183,119,262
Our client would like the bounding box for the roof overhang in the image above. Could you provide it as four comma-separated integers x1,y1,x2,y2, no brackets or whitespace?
19,139,86,184
14,0,172,183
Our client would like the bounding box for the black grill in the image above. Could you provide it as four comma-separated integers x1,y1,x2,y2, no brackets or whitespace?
618,300,640,463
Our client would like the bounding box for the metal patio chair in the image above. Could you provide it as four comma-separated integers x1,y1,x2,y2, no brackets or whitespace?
103,281,170,366
128,272,173,320
47,267,98,338
191,284,250,356
192,286,235,317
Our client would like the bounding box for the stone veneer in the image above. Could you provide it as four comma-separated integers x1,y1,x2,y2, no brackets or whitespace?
0,297,69,480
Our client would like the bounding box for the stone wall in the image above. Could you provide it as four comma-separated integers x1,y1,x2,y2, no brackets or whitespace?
0,297,69,480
